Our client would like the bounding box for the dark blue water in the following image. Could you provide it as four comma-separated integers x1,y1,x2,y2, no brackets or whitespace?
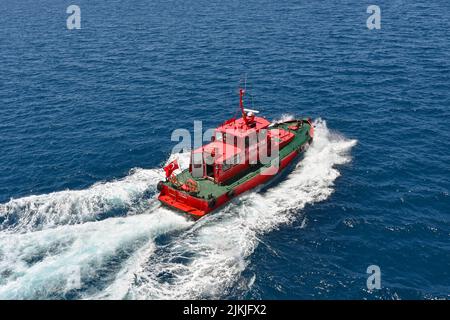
0,0,449,299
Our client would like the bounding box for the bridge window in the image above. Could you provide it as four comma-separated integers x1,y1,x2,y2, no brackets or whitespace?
222,163,231,172
215,132,223,142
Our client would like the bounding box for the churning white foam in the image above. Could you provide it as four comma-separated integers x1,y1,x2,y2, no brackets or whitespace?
0,168,164,233
0,152,194,299
115,119,358,299
0,209,192,299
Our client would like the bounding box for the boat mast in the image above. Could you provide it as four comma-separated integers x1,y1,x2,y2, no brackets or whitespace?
239,88,248,124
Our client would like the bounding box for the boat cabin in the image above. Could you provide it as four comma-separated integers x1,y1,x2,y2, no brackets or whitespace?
189,89,295,184
189,114,275,184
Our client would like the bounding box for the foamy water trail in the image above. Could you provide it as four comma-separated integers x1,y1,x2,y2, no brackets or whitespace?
0,152,194,299
0,208,192,299
123,119,357,299
0,168,165,233
0,150,193,234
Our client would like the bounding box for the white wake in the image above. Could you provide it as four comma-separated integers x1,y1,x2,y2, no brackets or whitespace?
0,168,164,233
0,209,192,299
0,153,196,299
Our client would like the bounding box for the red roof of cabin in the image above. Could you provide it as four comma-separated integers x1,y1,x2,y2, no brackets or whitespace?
215,116,270,138
192,141,241,163
191,116,271,165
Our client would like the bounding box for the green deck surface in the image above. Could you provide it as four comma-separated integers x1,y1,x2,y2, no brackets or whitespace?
163,119,312,199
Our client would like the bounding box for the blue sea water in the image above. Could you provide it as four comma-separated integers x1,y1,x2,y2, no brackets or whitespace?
0,0,449,299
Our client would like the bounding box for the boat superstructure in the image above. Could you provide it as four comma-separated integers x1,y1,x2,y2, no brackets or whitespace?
157,88,313,219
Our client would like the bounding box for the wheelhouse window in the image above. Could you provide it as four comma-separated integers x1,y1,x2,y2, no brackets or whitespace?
234,154,241,165
222,154,241,171
222,163,231,172
215,132,223,142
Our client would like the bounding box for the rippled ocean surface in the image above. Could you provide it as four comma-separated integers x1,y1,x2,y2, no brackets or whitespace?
0,0,449,299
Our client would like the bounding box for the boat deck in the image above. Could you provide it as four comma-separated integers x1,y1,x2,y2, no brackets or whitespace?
163,120,312,200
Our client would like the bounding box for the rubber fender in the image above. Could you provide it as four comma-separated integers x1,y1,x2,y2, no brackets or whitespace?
227,189,235,198
208,198,216,208
157,181,164,192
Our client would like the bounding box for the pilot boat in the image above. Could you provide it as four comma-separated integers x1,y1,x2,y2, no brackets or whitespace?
157,88,314,219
